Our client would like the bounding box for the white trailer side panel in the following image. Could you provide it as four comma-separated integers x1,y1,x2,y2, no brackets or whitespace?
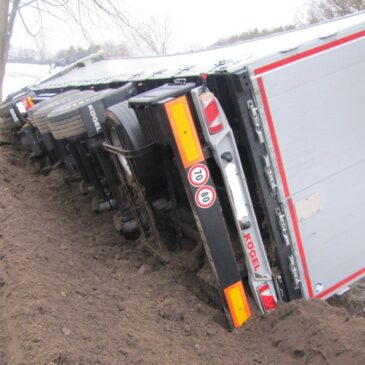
248,28,365,299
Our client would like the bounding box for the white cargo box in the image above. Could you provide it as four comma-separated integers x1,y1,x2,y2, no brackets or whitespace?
246,24,365,299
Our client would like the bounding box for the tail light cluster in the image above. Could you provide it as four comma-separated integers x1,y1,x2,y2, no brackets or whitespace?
16,97,34,114
258,283,277,311
200,92,224,134
22,97,34,111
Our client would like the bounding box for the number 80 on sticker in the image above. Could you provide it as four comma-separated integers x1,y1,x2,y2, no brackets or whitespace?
195,185,216,209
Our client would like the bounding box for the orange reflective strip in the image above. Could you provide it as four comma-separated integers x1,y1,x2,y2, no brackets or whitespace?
164,96,204,168
27,97,34,107
224,281,251,328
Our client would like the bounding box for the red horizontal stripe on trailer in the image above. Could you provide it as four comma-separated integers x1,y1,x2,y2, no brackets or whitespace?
254,29,365,76
317,268,365,299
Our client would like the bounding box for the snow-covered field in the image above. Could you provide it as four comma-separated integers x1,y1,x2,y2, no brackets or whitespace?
3,63,51,99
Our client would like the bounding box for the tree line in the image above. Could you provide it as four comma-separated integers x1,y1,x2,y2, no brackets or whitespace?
8,42,131,66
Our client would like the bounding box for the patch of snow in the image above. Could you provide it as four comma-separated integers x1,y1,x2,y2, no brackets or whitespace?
3,63,51,99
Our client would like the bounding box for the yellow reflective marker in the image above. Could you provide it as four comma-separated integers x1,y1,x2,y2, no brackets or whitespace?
164,96,204,168
27,97,34,107
224,281,251,328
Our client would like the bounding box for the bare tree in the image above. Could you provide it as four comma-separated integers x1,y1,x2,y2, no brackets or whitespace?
134,16,175,56
100,41,130,58
0,0,175,101
0,0,20,101
307,0,365,23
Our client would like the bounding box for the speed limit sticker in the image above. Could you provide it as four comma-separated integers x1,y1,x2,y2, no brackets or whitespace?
195,185,216,209
188,164,209,187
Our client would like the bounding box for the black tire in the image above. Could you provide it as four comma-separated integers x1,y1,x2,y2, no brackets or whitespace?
122,219,140,240
47,91,97,140
31,113,51,134
103,101,164,241
30,90,83,133
28,90,80,127
104,101,162,189
48,114,86,140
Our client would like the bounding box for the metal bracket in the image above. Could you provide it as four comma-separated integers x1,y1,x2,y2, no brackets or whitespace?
275,208,291,247
247,100,265,144
288,255,301,289
103,142,154,159
262,155,277,194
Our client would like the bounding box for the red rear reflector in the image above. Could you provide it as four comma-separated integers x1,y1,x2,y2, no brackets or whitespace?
258,283,277,311
204,99,219,123
203,98,223,134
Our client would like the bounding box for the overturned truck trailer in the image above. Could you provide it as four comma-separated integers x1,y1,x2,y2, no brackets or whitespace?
7,12,365,329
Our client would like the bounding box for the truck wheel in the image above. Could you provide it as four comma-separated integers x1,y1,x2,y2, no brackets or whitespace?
104,101,161,189
29,90,84,134
48,114,88,140
122,219,140,240
31,113,52,134
47,91,97,140
112,212,140,240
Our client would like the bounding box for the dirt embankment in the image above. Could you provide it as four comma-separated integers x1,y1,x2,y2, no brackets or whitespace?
0,145,364,365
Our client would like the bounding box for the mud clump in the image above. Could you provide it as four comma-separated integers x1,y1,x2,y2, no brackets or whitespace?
0,144,364,365
248,299,365,365
329,280,365,317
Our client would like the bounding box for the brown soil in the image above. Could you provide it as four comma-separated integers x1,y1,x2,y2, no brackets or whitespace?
0,144,364,365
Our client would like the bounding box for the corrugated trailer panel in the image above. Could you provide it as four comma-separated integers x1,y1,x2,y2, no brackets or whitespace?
31,13,365,90
247,26,365,299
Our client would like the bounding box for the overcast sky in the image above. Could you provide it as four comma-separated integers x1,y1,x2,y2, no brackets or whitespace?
11,0,310,55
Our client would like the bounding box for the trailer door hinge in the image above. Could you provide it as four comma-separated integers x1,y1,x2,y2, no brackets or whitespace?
247,100,264,144
262,155,277,194
275,208,291,247
275,208,300,289
288,254,301,289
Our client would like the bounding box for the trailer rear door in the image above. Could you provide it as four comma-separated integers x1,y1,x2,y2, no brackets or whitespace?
246,26,365,299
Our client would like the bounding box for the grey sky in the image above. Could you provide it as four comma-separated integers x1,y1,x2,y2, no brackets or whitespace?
11,0,310,55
